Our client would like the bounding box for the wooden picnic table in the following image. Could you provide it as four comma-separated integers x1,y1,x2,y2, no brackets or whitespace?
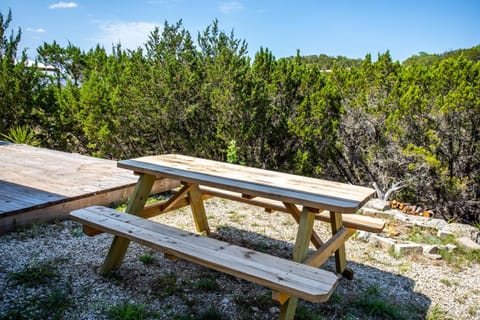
71,154,378,320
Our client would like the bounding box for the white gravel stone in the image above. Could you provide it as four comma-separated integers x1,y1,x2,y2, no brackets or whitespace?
0,198,479,320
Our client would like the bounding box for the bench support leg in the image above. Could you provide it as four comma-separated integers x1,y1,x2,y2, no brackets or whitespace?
188,184,210,235
280,206,315,320
283,202,324,248
330,211,352,279
101,173,156,274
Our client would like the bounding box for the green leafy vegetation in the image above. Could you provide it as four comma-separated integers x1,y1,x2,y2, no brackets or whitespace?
350,285,408,319
402,225,480,267
405,225,455,246
1,9,479,224
0,125,41,146
194,278,219,292
8,259,60,287
139,253,155,265
438,246,480,269
106,302,159,320
426,304,451,320
151,272,182,298
0,285,73,320
4,257,73,320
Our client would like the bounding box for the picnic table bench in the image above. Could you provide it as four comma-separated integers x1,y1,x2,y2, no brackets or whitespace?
70,154,383,320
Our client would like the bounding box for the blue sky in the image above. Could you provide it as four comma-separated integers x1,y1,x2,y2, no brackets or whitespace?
2,0,479,62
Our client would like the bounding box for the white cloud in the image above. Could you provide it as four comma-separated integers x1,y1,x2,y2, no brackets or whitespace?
218,1,244,14
27,27,46,33
49,2,78,9
94,21,160,50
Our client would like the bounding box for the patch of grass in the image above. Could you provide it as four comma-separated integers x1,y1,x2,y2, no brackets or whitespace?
102,270,125,285
252,241,273,253
387,246,403,259
454,294,467,304
42,285,74,317
350,285,408,319
152,272,181,298
106,302,159,320
8,259,59,287
139,253,155,265
234,291,273,315
1,283,73,320
295,303,327,320
113,192,170,212
171,307,225,320
440,278,459,287
281,219,295,227
398,261,411,274
405,225,480,267
227,210,247,223
439,246,480,269
196,307,225,320
15,221,44,239
195,278,219,292
464,248,480,263
468,305,479,317
70,227,84,237
406,225,455,246
426,303,451,320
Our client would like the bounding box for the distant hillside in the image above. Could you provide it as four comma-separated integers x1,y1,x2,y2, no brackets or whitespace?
290,45,480,69
403,45,480,66
283,53,363,69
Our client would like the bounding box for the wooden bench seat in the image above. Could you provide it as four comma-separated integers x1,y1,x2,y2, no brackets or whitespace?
70,206,338,303
200,186,385,233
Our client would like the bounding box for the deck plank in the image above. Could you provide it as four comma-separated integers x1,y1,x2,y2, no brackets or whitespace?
0,143,179,232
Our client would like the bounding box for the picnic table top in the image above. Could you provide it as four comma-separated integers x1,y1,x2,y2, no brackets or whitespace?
118,154,375,213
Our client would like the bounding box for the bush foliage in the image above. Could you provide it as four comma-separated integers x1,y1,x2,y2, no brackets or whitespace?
1,10,479,224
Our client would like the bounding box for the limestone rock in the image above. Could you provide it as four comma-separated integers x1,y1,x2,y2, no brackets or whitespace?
368,235,396,250
357,230,371,242
425,218,448,230
437,230,455,239
444,244,457,252
440,223,480,243
423,245,439,255
394,243,423,255
365,199,390,211
456,237,480,250
425,253,442,260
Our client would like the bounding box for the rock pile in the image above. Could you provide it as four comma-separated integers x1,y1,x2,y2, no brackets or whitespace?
389,200,434,218
360,199,480,259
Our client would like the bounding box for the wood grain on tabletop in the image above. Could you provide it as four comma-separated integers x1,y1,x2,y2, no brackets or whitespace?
118,154,376,213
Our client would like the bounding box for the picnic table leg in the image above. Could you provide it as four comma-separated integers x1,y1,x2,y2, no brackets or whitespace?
100,173,156,274
280,206,315,320
188,184,210,235
283,202,324,248
330,211,353,279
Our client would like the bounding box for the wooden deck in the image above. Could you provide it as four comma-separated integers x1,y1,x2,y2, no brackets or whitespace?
0,142,179,233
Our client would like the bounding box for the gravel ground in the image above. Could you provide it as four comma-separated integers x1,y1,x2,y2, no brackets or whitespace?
1,198,479,319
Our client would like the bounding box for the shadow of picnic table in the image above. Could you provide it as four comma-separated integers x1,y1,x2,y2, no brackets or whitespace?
209,225,431,319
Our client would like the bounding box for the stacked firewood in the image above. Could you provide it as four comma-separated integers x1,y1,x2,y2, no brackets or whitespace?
390,200,434,218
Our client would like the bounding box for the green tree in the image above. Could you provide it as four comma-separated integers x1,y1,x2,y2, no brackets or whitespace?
195,19,250,160
0,9,45,140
